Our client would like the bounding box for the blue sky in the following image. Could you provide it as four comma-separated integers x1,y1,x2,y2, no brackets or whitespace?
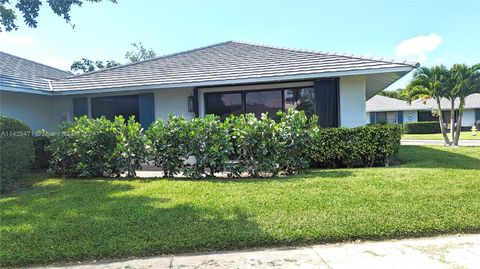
1,0,479,90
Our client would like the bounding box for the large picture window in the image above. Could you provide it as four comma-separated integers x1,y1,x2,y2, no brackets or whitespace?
205,92,243,120
204,87,315,120
245,90,283,119
376,112,396,124
91,95,140,121
418,111,438,122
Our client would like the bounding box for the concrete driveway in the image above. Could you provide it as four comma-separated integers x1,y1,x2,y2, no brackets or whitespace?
34,234,480,269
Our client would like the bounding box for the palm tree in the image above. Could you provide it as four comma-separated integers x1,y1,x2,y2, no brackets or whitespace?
450,63,480,146
404,66,451,146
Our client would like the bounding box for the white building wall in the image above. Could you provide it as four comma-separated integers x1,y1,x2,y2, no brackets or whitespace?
462,109,476,127
154,88,194,121
403,110,418,123
0,91,55,132
339,75,366,127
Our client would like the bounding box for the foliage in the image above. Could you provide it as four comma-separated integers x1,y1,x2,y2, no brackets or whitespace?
146,115,190,177
228,113,280,177
48,116,145,177
404,65,452,145
378,88,409,100
276,109,318,174
403,121,441,134
1,146,480,267
182,115,232,178
0,116,34,193
31,135,51,170
70,43,157,74
124,42,157,63
310,124,402,168
0,0,117,31
70,58,120,73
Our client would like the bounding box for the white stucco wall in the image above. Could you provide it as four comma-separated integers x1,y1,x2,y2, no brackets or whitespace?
154,88,194,121
339,75,366,127
0,91,56,132
462,109,476,127
403,110,418,123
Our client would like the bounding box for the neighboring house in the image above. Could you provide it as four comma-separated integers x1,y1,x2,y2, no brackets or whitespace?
366,94,480,127
1,41,418,132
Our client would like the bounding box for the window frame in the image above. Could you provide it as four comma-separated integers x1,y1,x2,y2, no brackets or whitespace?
203,86,315,119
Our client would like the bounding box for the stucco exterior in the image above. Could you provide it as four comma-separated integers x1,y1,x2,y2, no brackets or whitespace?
339,76,367,127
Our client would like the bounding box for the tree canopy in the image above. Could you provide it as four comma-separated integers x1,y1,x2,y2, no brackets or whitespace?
378,88,409,101
70,42,157,74
0,0,117,31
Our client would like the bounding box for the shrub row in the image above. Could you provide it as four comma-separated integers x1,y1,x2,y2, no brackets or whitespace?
309,124,402,168
403,121,440,134
47,110,318,178
0,116,34,193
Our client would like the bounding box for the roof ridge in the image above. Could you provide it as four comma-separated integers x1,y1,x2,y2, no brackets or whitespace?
229,40,419,68
63,41,234,80
0,51,71,75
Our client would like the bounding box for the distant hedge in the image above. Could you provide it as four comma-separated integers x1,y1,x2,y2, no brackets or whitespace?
309,124,402,168
0,116,34,193
403,121,440,134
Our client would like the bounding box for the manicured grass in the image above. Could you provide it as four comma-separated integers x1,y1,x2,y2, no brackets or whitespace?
1,146,480,266
402,131,479,140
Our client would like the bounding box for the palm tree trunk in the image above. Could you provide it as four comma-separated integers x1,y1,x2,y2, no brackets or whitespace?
450,100,455,142
453,99,465,146
436,98,450,146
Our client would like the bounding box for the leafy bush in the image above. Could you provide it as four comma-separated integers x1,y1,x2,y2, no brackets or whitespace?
0,116,34,193
228,113,280,177
310,124,402,168
182,115,232,178
403,121,440,134
31,135,51,170
146,115,190,177
48,116,145,177
276,109,318,174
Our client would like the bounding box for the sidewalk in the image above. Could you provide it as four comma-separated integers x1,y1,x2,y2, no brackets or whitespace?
35,234,480,269
401,139,480,146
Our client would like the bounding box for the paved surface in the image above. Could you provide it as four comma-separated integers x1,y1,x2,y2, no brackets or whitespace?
401,139,480,146
34,234,480,269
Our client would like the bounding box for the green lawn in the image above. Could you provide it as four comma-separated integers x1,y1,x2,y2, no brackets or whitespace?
402,131,479,140
1,146,480,267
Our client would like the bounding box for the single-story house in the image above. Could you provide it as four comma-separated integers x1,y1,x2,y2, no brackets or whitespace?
366,94,480,127
1,41,418,132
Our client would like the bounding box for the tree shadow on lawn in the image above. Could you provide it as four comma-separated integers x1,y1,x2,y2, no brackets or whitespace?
0,179,274,267
397,145,480,170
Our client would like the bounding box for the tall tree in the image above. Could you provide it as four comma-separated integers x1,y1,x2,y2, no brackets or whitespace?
405,66,451,146
449,63,480,146
70,58,120,74
125,42,156,63
378,88,409,100
71,43,157,74
0,0,116,31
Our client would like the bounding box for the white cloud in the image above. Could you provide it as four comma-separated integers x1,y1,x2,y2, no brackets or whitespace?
0,32,37,45
395,33,442,63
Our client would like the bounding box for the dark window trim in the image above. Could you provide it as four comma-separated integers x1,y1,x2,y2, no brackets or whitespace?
203,86,312,117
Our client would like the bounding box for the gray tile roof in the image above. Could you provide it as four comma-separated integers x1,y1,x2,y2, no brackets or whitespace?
50,41,417,92
1,41,417,94
0,51,71,92
367,93,480,112
416,93,480,110
366,95,429,112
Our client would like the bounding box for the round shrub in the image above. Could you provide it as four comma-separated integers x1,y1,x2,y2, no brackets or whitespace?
0,116,34,193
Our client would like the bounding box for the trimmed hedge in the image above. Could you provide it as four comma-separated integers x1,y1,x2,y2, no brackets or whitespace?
403,121,441,134
309,124,402,168
0,116,34,193
46,112,402,179
48,116,145,178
